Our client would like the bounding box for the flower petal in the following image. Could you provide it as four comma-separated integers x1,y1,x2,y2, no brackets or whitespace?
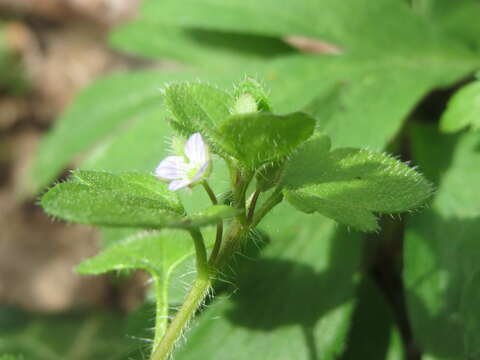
184,133,208,165
191,161,211,183
168,179,191,191
155,156,188,180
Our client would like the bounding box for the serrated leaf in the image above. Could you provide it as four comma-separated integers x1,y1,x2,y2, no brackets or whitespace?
440,80,480,133
42,181,183,228
281,133,332,188
219,111,315,168
72,170,183,213
41,171,237,229
284,149,432,232
165,82,234,152
77,230,194,276
174,203,362,360
76,229,211,348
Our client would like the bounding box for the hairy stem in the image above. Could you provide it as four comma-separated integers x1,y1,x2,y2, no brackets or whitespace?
212,217,247,269
251,188,283,228
152,276,169,351
247,190,261,224
202,181,223,264
150,230,209,360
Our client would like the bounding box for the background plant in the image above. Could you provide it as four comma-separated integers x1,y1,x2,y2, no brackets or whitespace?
2,0,480,359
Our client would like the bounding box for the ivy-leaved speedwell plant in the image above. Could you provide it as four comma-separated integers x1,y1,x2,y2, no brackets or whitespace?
40,78,432,360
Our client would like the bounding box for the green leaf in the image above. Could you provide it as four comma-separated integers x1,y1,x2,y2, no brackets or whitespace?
404,122,480,359
77,230,195,276
0,307,142,360
142,0,439,54
461,270,480,359
410,124,480,218
175,203,363,360
72,170,183,213
281,133,332,188
76,229,210,347
164,81,234,151
128,0,480,151
404,210,480,360
342,279,404,360
28,70,204,193
220,111,315,168
284,148,433,232
440,80,480,133
0,355,23,360
110,22,293,69
41,171,237,229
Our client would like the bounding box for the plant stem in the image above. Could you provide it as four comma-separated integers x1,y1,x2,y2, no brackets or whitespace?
247,190,261,224
152,276,169,351
150,277,210,360
212,217,247,269
251,188,283,228
202,181,223,264
150,230,209,360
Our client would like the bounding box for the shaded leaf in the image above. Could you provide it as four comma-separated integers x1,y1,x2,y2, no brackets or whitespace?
281,133,332,188
404,122,480,359
404,210,480,360
175,203,363,360
410,124,480,218
111,22,293,69
220,111,315,168
0,308,142,360
342,279,404,360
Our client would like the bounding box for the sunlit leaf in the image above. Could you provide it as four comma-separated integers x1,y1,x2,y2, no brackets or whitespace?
41,171,237,229
440,80,480,133
284,148,432,231
220,111,315,168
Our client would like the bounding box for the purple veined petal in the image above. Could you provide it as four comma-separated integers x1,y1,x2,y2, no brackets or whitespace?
155,156,188,180
184,133,208,165
168,179,191,191
191,161,210,183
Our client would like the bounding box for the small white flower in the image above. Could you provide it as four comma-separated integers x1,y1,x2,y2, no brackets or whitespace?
155,133,211,191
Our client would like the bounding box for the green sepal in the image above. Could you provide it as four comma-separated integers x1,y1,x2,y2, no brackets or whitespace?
233,77,272,112
219,111,316,169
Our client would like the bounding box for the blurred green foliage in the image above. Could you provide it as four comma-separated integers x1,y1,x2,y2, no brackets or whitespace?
24,0,480,359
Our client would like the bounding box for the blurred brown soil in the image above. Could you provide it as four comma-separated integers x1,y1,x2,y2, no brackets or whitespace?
0,0,149,312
